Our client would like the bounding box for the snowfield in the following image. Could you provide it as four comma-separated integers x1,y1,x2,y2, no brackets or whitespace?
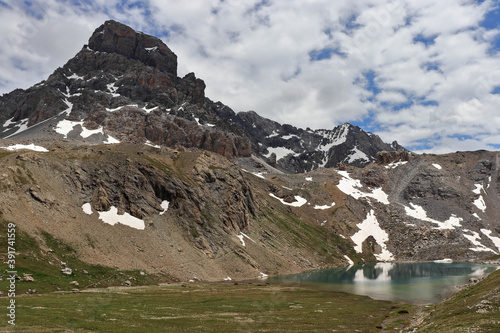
336,171,389,204
350,210,394,261
97,206,145,230
404,203,463,230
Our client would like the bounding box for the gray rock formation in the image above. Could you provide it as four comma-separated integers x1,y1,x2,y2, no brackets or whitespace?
0,20,402,173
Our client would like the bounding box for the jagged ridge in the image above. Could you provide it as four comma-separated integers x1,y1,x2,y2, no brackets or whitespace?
0,20,403,173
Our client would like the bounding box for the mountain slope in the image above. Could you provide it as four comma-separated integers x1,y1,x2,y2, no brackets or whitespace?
0,20,402,174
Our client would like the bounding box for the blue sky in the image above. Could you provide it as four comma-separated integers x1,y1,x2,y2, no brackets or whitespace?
1,0,500,153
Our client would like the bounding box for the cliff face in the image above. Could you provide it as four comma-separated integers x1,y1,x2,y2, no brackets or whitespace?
0,20,251,160
0,20,401,173
0,144,352,282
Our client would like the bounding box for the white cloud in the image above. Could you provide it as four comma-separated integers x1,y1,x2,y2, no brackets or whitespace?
1,0,500,153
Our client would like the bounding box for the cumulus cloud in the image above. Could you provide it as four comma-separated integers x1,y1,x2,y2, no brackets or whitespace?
1,0,500,153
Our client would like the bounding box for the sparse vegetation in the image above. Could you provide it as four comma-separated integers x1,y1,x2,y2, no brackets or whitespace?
412,269,500,332
0,218,174,295
0,282,408,332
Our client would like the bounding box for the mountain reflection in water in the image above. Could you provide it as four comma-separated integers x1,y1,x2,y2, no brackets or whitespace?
270,262,498,304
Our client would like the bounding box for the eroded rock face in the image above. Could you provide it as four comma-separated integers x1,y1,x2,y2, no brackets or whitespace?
88,20,178,77
376,150,412,164
0,20,404,172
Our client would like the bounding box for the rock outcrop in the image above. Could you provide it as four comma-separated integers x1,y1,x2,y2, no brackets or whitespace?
0,20,403,172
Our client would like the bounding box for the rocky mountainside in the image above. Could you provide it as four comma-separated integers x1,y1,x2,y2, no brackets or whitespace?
0,20,403,173
0,20,499,288
0,143,499,285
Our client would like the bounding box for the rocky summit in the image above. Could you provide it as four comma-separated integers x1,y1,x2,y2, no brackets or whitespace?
0,20,403,172
0,21,499,287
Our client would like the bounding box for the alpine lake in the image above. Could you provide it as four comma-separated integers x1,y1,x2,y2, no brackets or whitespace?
269,262,500,304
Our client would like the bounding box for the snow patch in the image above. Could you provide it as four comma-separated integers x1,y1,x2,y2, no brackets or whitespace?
269,193,307,207
145,140,161,148
66,73,84,80
0,144,48,152
472,184,487,212
305,177,313,181
434,259,453,263
98,206,145,230
2,117,16,128
404,203,462,230
106,83,120,97
463,230,496,253
432,163,442,170
3,118,29,138
344,146,369,164
252,172,266,179
143,106,159,114
159,200,169,215
266,130,279,138
258,272,269,280
55,120,104,138
106,104,138,112
282,134,299,140
350,210,394,261
223,276,232,281
81,203,93,215
481,229,500,253
318,123,349,153
236,232,255,247
104,135,120,144
265,146,298,160
337,171,389,204
314,202,336,210
237,234,246,247
385,161,407,169
344,255,354,266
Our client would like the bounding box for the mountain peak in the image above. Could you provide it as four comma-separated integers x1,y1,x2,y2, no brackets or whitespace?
88,20,178,76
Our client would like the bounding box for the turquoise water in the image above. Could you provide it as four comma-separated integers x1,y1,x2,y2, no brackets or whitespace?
269,262,499,304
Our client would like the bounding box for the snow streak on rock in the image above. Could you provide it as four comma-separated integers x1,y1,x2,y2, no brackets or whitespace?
481,229,500,253
473,184,487,212
463,230,496,253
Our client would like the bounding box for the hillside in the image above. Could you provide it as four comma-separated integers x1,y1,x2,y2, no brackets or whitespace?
0,143,499,289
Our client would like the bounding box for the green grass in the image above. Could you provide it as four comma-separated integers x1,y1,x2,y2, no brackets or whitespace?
0,217,174,295
263,209,356,264
0,283,406,332
414,268,500,332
